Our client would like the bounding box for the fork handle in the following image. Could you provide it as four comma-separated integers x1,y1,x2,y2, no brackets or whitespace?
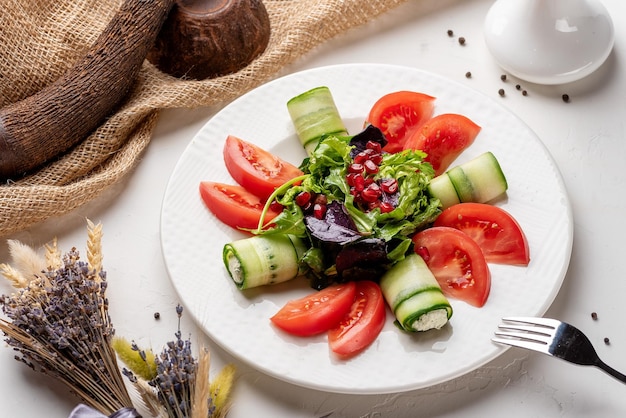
596,359,626,384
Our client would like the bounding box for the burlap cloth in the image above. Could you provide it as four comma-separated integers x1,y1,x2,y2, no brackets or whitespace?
0,0,408,237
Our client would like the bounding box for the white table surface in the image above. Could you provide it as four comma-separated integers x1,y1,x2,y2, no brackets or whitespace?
1,0,625,416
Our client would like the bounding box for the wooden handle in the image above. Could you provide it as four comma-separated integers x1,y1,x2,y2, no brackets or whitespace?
0,0,174,179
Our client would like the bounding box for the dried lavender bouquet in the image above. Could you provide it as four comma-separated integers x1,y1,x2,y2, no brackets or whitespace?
113,305,235,418
0,221,235,417
0,220,134,415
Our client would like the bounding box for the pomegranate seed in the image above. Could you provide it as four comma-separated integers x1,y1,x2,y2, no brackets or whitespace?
313,203,327,219
346,173,357,187
353,174,365,192
364,176,374,186
369,153,383,165
367,200,381,211
348,163,364,174
366,140,382,153
364,159,379,174
380,178,398,194
361,183,381,202
380,202,394,213
354,151,370,164
361,190,378,203
269,201,284,212
295,191,312,207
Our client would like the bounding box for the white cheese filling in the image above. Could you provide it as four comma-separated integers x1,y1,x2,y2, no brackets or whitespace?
411,309,449,332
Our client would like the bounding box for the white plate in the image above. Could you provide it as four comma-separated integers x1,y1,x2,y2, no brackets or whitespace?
160,63,573,394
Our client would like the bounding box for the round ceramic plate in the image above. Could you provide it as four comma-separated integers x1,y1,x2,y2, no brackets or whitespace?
160,63,573,394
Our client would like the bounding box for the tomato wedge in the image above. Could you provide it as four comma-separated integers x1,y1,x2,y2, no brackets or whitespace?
412,226,491,307
366,91,435,153
434,203,530,265
328,281,386,357
223,135,304,200
199,181,280,230
271,282,357,337
403,113,481,175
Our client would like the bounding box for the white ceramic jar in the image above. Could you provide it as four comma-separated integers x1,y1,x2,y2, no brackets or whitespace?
484,0,614,84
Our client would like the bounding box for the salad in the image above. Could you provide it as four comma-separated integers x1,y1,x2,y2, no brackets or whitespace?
200,87,530,358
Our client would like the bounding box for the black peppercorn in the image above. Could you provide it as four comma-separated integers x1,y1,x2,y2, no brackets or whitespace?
447,29,454,37
500,74,507,82
458,37,466,45
562,94,570,103
498,88,505,97
154,312,161,320
465,71,472,78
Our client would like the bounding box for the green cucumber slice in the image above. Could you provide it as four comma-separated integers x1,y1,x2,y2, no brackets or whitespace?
427,173,460,209
428,151,507,209
457,151,507,203
287,86,348,155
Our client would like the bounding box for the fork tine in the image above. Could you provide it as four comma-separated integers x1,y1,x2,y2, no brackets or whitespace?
494,329,552,345
491,335,551,352
498,323,552,337
501,316,561,329
492,316,561,351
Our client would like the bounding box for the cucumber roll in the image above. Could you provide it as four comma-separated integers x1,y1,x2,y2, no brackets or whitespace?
379,253,453,332
287,86,348,155
427,151,508,210
223,234,308,289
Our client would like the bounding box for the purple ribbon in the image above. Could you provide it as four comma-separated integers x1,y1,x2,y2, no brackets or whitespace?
68,404,142,418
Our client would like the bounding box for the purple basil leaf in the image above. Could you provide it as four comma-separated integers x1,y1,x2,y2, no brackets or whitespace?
335,238,389,281
349,124,387,158
304,202,360,244
325,201,358,230
304,216,360,244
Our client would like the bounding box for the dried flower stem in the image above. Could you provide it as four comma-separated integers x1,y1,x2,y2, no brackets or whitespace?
0,319,126,412
5,239,46,282
209,363,236,418
112,337,158,381
192,349,211,418
44,237,62,271
87,219,103,275
0,262,27,288
119,305,236,417
0,247,133,415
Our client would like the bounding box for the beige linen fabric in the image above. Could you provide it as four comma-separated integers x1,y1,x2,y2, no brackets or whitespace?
0,0,407,236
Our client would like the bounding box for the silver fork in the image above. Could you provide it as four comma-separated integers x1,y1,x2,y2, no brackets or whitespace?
493,316,626,384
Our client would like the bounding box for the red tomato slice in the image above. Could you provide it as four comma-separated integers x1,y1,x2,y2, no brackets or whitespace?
223,135,304,200
271,282,357,337
434,203,530,265
199,181,280,230
366,91,435,153
403,113,481,175
412,226,491,307
328,281,386,357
